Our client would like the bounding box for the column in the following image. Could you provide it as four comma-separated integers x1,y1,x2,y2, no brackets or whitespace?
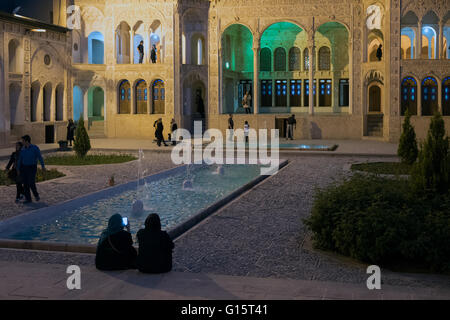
252,46,260,114
83,89,88,121
308,45,315,115
130,85,135,114
37,87,43,122
218,46,223,114
417,81,422,116
143,31,149,63
50,86,56,121
417,22,422,59
439,22,444,59
130,30,135,64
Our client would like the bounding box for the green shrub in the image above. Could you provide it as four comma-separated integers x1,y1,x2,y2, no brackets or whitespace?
304,174,450,272
398,110,418,165
73,118,91,158
412,113,450,194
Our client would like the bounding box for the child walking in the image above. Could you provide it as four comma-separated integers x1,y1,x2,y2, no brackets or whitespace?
244,121,250,143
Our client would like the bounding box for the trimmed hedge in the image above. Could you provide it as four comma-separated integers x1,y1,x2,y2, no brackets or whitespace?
304,174,450,272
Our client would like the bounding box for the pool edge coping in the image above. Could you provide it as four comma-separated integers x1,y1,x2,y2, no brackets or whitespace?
0,159,289,254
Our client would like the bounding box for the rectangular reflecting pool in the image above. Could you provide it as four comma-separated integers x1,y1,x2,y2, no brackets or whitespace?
0,162,285,245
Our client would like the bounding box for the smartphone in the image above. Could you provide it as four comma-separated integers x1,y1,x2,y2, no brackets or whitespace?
122,217,128,226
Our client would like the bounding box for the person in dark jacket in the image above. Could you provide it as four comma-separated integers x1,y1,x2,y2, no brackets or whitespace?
95,213,137,271
155,118,168,147
137,40,144,64
376,44,383,61
6,142,24,203
169,118,177,145
195,91,205,118
67,119,76,146
17,135,45,204
151,44,157,63
136,213,174,274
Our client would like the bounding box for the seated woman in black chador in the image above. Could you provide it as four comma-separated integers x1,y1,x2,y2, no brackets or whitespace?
136,213,174,273
95,214,137,271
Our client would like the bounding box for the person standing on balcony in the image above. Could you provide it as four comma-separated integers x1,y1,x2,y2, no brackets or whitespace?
151,44,157,64
376,44,383,61
138,40,144,64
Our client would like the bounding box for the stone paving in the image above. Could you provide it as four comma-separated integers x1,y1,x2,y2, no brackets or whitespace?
1,151,449,297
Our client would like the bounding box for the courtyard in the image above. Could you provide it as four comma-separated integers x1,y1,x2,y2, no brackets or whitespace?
0,139,449,300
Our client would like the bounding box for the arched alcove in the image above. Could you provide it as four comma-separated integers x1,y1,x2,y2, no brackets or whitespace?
55,84,64,121
88,31,104,64
73,85,83,121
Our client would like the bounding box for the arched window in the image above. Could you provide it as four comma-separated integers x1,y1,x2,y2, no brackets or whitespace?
152,79,165,114
118,80,131,114
197,38,203,65
135,80,148,114
422,77,438,115
182,33,186,64
318,47,331,71
88,31,104,64
443,77,450,116
260,48,271,72
274,47,286,71
289,47,301,71
401,77,417,115
303,48,309,71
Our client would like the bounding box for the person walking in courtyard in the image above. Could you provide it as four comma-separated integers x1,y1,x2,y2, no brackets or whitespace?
155,118,168,147
66,119,76,146
138,40,144,64
95,214,137,271
17,135,45,204
170,118,178,146
228,114,234,141
243,91,251,114
287,114,297,140
6,141,24,203
376,44,383,61
244,121,250,143
151,44,157,63
136,213,174,273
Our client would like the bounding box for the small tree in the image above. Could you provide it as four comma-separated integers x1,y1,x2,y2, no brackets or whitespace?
398,110,418,165
413,113,450,194
73,117,91,158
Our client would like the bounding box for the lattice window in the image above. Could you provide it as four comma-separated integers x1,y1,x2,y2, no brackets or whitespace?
289,47,300,71
318,47,331,71
274,47,286,71
260,48,271,72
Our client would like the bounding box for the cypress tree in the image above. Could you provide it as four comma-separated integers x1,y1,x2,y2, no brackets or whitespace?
73,117,91,158
398,110,418,165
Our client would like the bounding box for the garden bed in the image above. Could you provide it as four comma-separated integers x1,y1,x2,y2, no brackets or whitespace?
351,162,412,175
44,154,137,166
0,168,65,186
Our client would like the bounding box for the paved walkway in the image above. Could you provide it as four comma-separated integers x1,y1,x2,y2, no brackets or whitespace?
1,258,449,299
0,138,399,160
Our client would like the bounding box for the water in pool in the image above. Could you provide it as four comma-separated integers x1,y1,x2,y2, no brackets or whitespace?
9,164,262,245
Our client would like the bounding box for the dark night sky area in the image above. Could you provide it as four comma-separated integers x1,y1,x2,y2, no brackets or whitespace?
0,0,54,23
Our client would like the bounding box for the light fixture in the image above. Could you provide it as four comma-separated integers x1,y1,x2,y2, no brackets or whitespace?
225,62,230,69
30,29,46,32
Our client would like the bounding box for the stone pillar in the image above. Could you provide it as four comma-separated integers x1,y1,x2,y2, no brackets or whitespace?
83,89,88,121
439,22,444,59
252,46,260,114
143,31,149,63
438,80,443,114
37,87,43,122
417,80,422,116
417,22,422,59
50,86,56,121
218,46,223,114
130,30,134,64
308,45,315,115
130,84,135,114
